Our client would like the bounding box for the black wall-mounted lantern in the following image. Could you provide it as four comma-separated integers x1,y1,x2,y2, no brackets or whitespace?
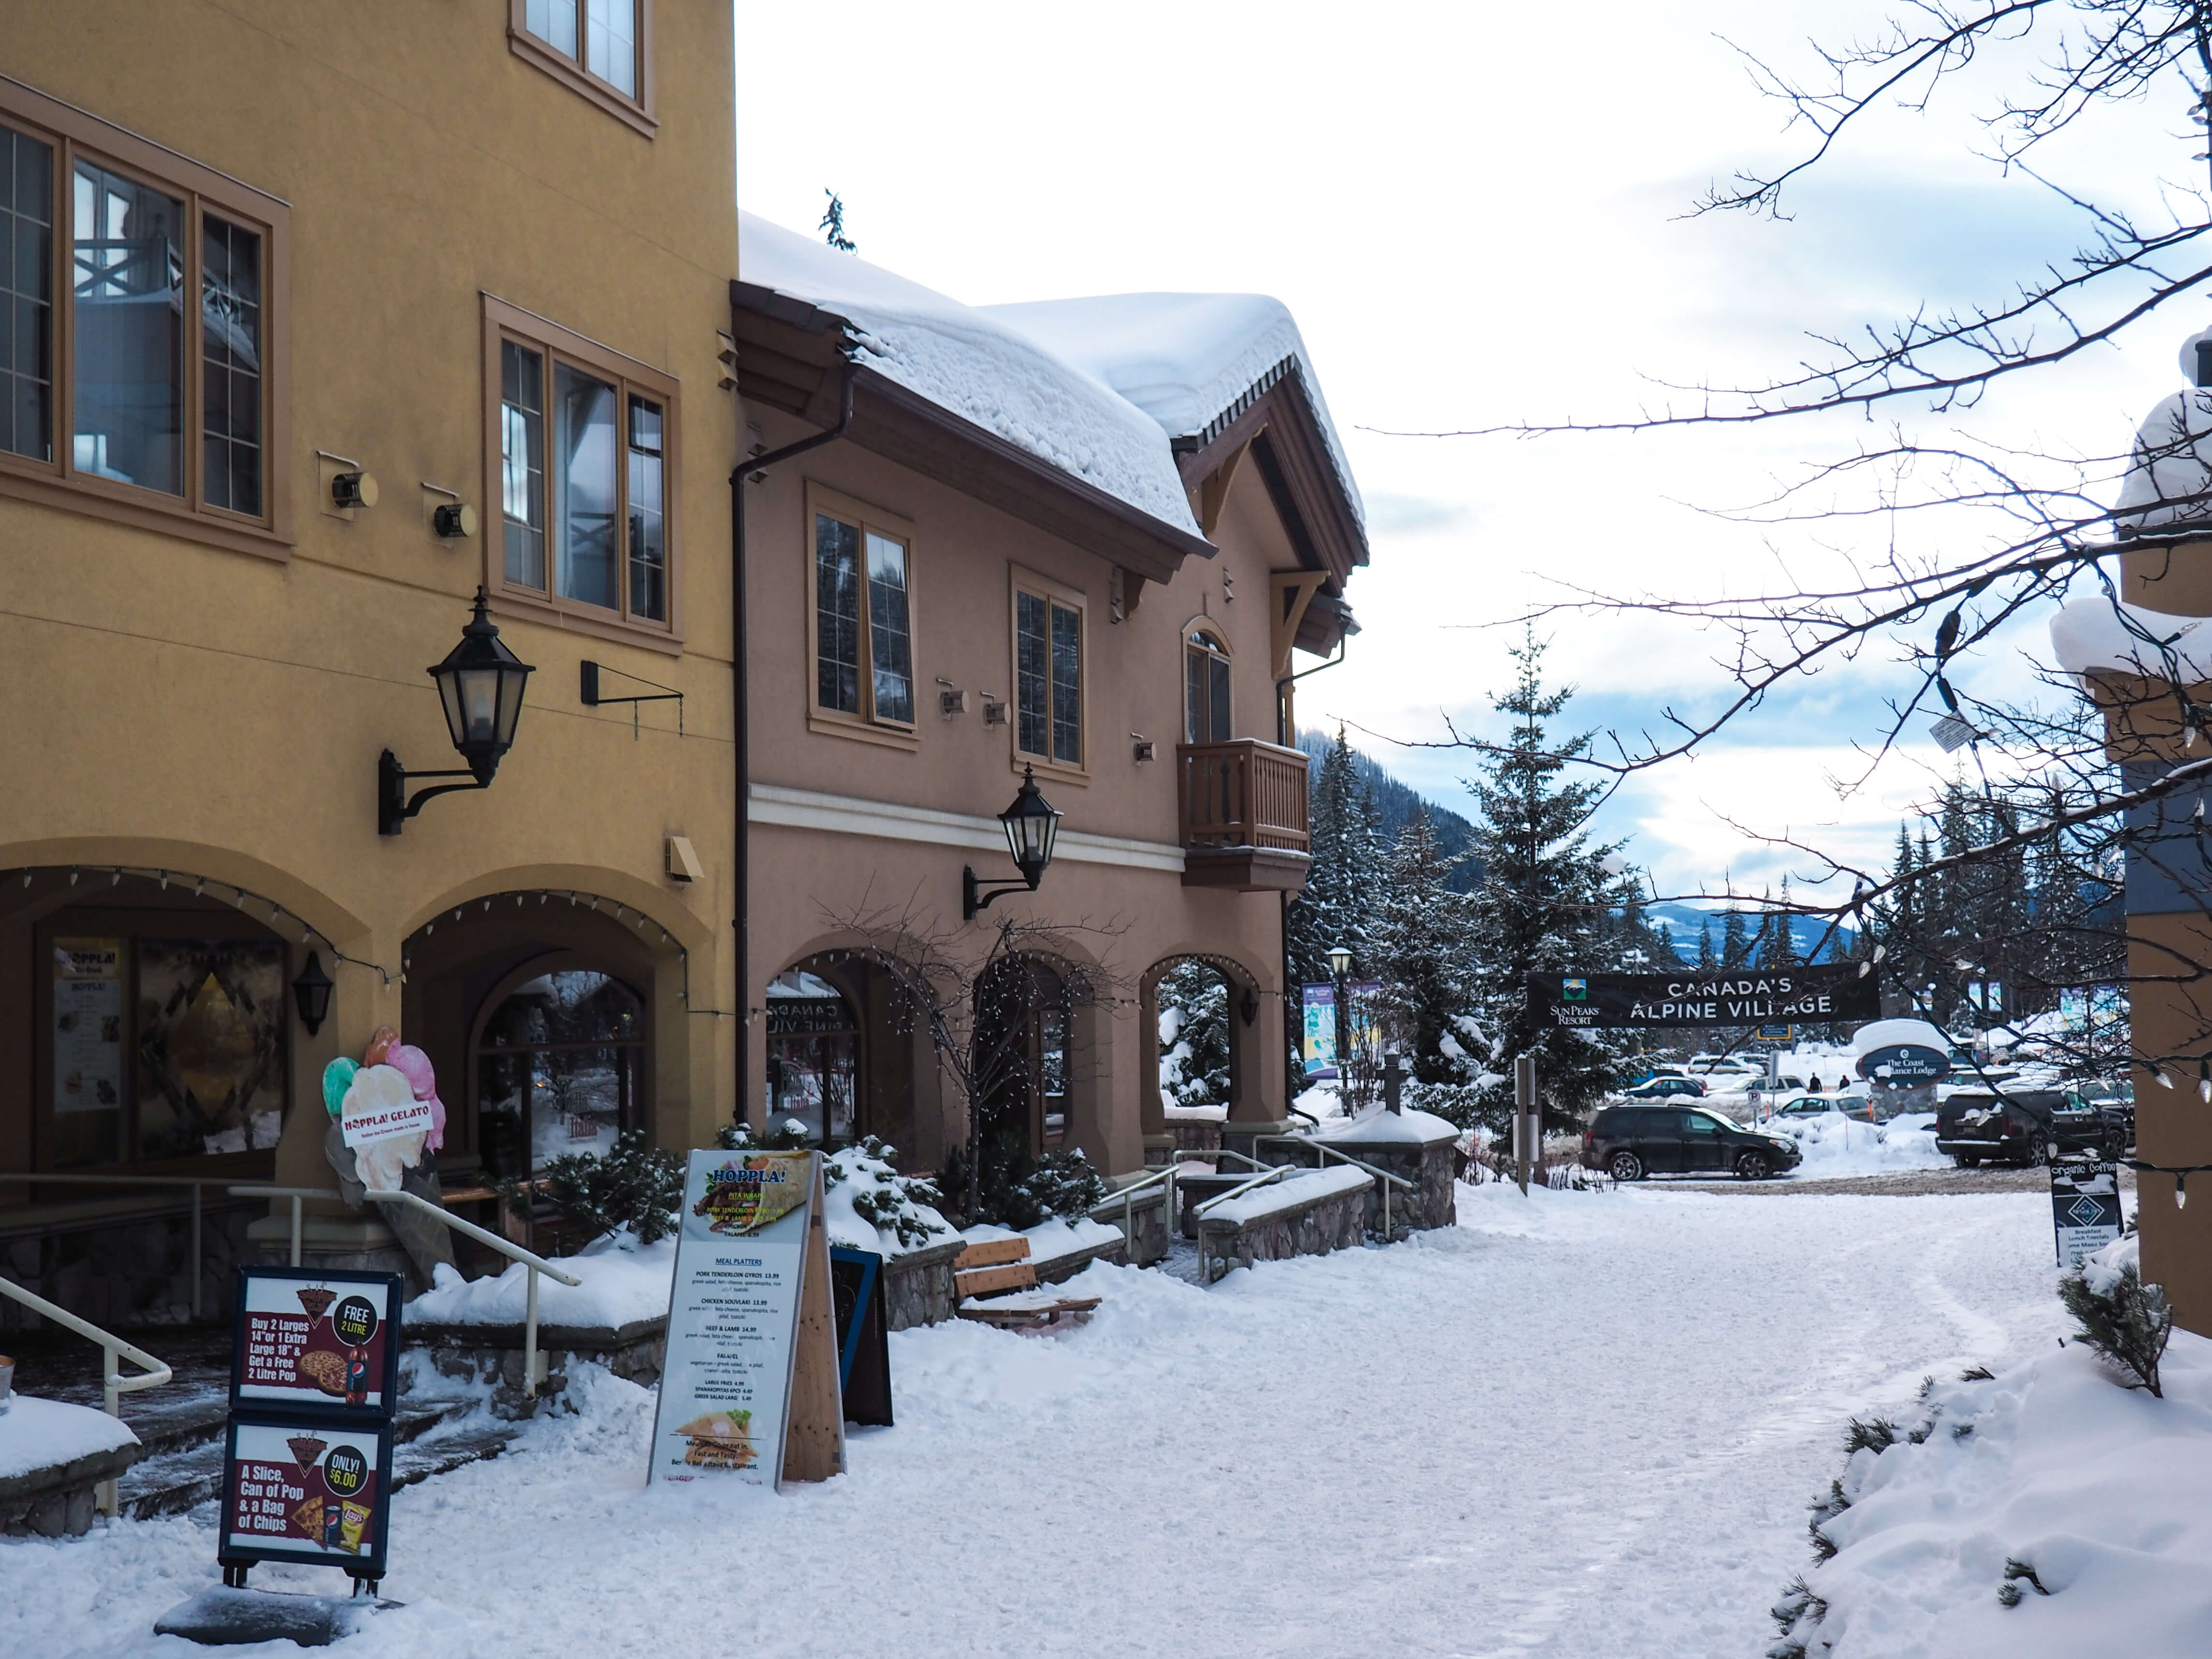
292,950,335,1035
963,765,1063,919
378,588,535,835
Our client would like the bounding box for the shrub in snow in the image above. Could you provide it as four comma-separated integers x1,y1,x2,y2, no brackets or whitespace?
1995,1557,2051,1607
2058,1234,2171,1397
1156,961,1231,1110
506,1128,683,1246
824,1137,950,1251
714,1118,815,1152
967,1146,1107,1230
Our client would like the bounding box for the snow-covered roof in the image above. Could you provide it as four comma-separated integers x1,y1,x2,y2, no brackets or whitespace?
2050,593,2212,683
2113,327,2212,534
981,293,1366,531
1851,1019,1950,1057
737,213,1201,535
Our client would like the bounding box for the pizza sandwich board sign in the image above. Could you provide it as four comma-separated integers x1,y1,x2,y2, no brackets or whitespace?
2050,1158,2125,1269
650,1148,846,1490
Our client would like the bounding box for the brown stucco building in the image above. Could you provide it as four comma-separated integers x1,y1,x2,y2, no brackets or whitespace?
0,4,1368,1331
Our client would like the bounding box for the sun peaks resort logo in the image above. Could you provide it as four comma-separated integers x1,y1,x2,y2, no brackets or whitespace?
1562,978,1588,1001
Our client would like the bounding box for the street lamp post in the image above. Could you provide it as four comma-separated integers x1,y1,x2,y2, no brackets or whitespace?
1326,943,1353,1111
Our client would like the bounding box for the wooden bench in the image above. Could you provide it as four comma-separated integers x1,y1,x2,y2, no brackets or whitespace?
951,1237,1100,1329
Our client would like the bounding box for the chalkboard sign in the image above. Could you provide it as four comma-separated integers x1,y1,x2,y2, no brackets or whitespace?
2051,1158,2124,1268
830,1247,893,1428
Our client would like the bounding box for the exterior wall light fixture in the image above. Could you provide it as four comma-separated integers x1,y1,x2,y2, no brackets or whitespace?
378,588,535,835
963,765,1062,919
331,470,378,510
291,950,335,1034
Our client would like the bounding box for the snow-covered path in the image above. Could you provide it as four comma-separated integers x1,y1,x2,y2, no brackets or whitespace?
4,1184,2067,1659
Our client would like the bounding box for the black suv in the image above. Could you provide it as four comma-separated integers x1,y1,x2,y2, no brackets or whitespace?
1582,1104,1804,1181
1935,1088,2130,1167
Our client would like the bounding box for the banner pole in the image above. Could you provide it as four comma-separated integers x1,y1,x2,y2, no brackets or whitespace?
1514,1053,1536,1195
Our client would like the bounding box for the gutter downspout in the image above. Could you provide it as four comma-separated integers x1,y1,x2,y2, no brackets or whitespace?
1277,629,1351,1115
730,363,857,1129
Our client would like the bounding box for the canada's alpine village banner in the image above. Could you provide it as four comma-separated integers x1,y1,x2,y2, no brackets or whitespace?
1528,965,1881,1030
650,1148,845,1491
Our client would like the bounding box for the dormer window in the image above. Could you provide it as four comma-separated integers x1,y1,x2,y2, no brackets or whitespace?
1186,624,1232,743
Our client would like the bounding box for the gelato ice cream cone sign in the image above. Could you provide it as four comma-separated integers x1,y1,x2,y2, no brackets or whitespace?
650,1150,846,1492
220,1266,404,1588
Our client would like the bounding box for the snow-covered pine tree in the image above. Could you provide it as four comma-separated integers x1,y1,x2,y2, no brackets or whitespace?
1370,806,1484,1124
1696,919,1717,971
1156,961,1232,1110
1460,630,1638,1132
1288,727,1379,990
819,189,856,252
1720,905,1750,968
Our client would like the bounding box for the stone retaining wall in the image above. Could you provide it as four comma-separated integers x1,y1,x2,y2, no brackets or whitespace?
1194,1177,1368,1282
1088,1185,1170,1266
0,1442,139,1538
1303,1139,1458,1236
882,1237,965,1331
406,1315,666,1414
0,1200,259,1336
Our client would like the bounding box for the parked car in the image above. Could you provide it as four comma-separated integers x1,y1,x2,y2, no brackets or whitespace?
1935,1088,2130,1167
1619,1074,1705,1099
1772,1093,1877,1123
1583,1104,1805,1181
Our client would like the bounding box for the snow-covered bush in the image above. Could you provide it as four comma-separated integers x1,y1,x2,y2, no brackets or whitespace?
714,1118,815,1152
2059,1233,2171,1397
823,1136,950,1252
506,1128,683,1246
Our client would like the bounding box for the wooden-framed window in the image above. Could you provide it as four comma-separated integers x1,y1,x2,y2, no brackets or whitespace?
509,0,656,136
805,482,917,747
1011,568,1086,776
1185,622,1232,743
482,294,680,650
0,76,291,557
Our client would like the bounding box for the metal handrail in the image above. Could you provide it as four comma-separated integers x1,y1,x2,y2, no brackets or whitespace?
1189,1164,1298,1287
231,1184,582,1398
1257,1135,1415,1237
1094,1165,1178,1253
0,1273,172,1515
0,1171,277,1321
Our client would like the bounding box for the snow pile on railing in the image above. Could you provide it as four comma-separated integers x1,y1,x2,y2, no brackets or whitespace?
1198,1164,1371,1228
407,1231,675,1330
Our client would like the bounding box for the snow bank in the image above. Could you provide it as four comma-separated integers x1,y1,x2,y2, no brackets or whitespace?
1313,1105,1458,1147
959,1216,1124,1269
737,213,1199,535
406,1232,676,1330
1162,1103,1226,1123
0,1395,137,1482
1197,1164,1371,1226
1771,1110,1949,1179
1779,1332,2212,1657
982,292,1365,529
2049,591,2212,684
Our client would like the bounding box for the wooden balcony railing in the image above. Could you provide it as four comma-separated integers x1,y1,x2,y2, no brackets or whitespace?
1177,740,1310,890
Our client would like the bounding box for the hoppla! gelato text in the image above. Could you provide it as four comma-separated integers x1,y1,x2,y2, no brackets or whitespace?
693,1154,810,1235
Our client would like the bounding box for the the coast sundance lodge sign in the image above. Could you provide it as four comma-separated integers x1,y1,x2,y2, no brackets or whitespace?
1528,965,1880,1030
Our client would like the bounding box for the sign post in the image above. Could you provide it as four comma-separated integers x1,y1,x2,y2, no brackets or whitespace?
2050,1157,2124,1268
1513,1053,1537,1195
650,1148,845,1490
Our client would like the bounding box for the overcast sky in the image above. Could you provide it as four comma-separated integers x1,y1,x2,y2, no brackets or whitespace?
734,0,2206,904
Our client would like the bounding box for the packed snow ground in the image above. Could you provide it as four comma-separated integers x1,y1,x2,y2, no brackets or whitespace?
4,1184,2080,1658
1773,1111,1951,1181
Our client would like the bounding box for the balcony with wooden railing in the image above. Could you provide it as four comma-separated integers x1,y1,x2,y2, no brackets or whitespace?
1176,739,1311,891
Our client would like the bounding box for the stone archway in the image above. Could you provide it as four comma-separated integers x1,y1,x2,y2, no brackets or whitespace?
1139,951,1266,1157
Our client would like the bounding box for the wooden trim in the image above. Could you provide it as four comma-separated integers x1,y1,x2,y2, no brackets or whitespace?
1269,571,1329,680
801,480,920,738
480,293,682,651
748,783,1185,872
0,76,294,554
506,0,657,137
1196,436,1255,538
1008,564,1089,782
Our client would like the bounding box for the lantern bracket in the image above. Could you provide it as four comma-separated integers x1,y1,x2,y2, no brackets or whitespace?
962,865,1041,921
378,749,489,836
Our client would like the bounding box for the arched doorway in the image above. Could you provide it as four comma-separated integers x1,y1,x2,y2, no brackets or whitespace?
973,954,1071,1186
471,969,647,1185
1139,951,1265,1158
764,969,858,1145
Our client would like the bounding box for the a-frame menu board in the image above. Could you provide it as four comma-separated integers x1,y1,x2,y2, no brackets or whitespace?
650,1149,845,1490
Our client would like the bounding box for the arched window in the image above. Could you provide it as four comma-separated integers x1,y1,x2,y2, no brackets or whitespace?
1185,625,1231,743
474,970,645,1184
764,969,859,1146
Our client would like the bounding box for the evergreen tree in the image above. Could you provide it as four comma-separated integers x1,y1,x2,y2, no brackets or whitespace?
1460,631,1637,1132
1370,808,1484,1123
819,189,857,252
1761,878,1799,969
1156,962,1232,1110
1697,919,1718,971
1721,906,1750,968
1288,727,1380,990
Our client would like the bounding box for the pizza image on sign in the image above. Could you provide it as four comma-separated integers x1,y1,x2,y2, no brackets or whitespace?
692,1153,810,1236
